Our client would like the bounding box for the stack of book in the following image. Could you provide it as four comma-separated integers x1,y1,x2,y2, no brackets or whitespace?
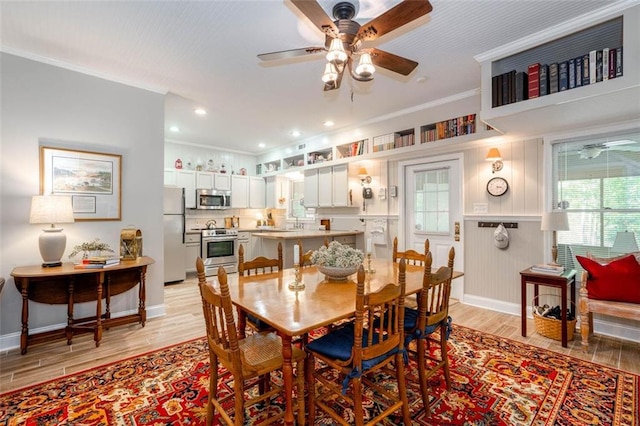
74,256,121,269
530,264,564,275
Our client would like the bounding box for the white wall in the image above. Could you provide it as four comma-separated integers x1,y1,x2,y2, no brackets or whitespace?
0,53,165,349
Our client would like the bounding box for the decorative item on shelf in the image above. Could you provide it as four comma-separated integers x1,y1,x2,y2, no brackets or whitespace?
120,227,142,260
219,164,227,174
174,158,183,169
612,231,639,254
240,168,247,176
206,158,215,171
185,159,194,170
311,241,364,281
540,210,569,266
30,195,75,267
68,238,114,260
486,147,503,173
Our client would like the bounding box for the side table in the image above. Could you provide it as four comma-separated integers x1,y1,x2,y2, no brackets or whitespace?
520,267,577,348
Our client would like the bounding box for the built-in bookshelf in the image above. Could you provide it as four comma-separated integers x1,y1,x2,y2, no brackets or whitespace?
283,154,304,169
307,148,332,165
336,139,368,159
372,128,415,153
477,4,638,136
491,17,623,108
420,114,477,143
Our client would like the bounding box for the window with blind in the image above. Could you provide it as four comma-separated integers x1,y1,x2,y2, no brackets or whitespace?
552,128,640,269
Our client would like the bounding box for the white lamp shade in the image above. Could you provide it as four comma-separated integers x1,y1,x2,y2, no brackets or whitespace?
30,195,75,225
355,52,375,78
321,62,338,83
540,211,569,231
612,231,639,253
326,38,348,64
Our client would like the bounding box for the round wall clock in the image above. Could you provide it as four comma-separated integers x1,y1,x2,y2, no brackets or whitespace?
487,177,509,197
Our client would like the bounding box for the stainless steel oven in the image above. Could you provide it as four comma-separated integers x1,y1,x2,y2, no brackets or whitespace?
201,229,238,276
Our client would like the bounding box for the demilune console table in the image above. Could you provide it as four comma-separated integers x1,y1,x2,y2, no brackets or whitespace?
10,256,154,354
520,267,577,348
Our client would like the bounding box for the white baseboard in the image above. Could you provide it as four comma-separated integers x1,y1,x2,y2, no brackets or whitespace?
462,294,640,344
0,304,166,352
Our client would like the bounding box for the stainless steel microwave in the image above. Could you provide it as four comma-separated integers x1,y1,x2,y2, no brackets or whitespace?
196,189,231,209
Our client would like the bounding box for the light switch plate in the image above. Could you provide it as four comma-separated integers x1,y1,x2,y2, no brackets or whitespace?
389,185,398,197
473,203,488,214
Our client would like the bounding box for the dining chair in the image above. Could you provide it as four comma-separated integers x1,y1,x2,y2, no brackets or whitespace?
238,242,283,333
297,239,314,267
404,247,455,416
304,262,411,426
392,236,429,266
196,259,306,426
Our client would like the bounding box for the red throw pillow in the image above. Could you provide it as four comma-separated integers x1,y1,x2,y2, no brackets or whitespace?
576,254,640,303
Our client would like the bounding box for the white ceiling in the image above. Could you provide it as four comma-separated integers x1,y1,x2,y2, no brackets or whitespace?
0,0,621,155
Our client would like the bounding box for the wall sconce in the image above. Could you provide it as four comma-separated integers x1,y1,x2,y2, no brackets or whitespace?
29,195,75,267
486,147,503,173
358,167,372,186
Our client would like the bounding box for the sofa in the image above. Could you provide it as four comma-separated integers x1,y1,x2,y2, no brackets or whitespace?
576,253,640,352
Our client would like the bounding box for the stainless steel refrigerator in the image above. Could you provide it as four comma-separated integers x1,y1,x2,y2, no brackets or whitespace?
164,186,186,283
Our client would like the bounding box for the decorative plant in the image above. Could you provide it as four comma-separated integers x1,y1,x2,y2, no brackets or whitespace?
311,241,364,268
69,238,115,259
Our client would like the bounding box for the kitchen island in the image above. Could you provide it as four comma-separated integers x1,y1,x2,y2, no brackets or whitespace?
253,230,365,268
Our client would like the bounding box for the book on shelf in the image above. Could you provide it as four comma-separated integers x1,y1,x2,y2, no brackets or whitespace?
582,54,590,86
515,71,528,102
589,50,597,84
527,63,540,99
574,56,583,88
602,47,609,81
539,64,549,96
608,48,616,79
615,46,623,77
548,63,558,94
568,58,576,89
595,49,603,82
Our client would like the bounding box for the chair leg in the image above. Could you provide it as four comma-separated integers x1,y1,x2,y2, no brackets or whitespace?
233,375,245,425
440,327,451,391
352,377,364,426
396,352,412,425
207,355,218,426
416,338,430,414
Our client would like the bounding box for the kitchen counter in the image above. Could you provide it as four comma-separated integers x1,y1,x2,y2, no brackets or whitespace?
253,230,364,269
256,230,363,240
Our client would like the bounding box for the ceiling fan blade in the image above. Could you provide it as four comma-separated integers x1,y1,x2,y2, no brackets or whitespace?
357,0,433,42
291,0,339,38
324,62,346,91
258,47,326,62
369,48,418,76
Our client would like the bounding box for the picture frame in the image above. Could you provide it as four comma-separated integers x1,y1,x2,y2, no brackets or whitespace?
40,146,122,221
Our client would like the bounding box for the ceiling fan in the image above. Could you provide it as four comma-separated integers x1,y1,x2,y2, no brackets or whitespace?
578,139,640,159
258,0,433,91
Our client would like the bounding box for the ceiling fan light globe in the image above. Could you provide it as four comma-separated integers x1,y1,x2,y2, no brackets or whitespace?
322,62,338,82
355,52,375,78
326,38,348,64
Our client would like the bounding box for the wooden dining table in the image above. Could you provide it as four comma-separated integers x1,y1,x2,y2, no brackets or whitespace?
223,258,463,425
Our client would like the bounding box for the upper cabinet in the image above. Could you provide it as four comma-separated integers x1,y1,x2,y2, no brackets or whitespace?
249,176,266,209
476,4,639,136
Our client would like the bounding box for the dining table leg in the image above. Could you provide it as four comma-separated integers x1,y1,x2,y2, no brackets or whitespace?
280,333,294,426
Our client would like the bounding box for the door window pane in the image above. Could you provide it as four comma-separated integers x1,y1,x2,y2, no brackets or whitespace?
414,168,450,233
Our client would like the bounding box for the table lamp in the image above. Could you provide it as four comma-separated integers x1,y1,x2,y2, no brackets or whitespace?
29,195,75,267
540,210,569,266
612,231,638,254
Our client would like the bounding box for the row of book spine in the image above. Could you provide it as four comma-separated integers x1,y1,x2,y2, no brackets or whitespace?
348,140,366,157
421,114,477,142
492,46,623,108
372,132,415,152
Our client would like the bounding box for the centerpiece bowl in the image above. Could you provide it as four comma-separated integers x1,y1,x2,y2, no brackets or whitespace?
316,265,358,281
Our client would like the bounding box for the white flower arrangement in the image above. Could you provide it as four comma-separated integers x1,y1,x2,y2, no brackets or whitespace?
311,241,364,268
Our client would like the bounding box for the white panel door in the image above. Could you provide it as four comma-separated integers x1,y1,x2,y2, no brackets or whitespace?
403,158,463,300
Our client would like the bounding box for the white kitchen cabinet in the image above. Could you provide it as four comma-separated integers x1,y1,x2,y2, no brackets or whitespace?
231,175,249,208
331,164,350,207
184,232,201,273
249,176,266,208
304,169,319,207
318,167,333,207
214,173,231,191
265,176,290,209
164,168,177,186
176,170,196,208
196,171,214,189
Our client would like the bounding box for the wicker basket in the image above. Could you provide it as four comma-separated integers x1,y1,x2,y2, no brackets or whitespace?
532,296,576,341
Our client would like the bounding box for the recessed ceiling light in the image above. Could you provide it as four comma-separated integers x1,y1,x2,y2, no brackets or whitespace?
324,120,334,127
290,130,301,137
258,142,266,148
169,126,180,132
416,76,427,83
194,108,207,116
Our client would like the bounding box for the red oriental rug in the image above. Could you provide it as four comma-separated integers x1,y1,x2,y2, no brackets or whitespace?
1,325,638,425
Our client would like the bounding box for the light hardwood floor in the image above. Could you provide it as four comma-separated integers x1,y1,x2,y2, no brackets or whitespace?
1,273,639,393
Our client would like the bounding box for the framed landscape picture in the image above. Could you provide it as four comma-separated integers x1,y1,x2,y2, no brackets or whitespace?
40,146,122,221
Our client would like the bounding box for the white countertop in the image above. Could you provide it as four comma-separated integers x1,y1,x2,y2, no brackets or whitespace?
255,230,363,240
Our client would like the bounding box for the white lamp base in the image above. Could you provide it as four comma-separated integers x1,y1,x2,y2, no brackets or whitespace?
39,227,66,267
